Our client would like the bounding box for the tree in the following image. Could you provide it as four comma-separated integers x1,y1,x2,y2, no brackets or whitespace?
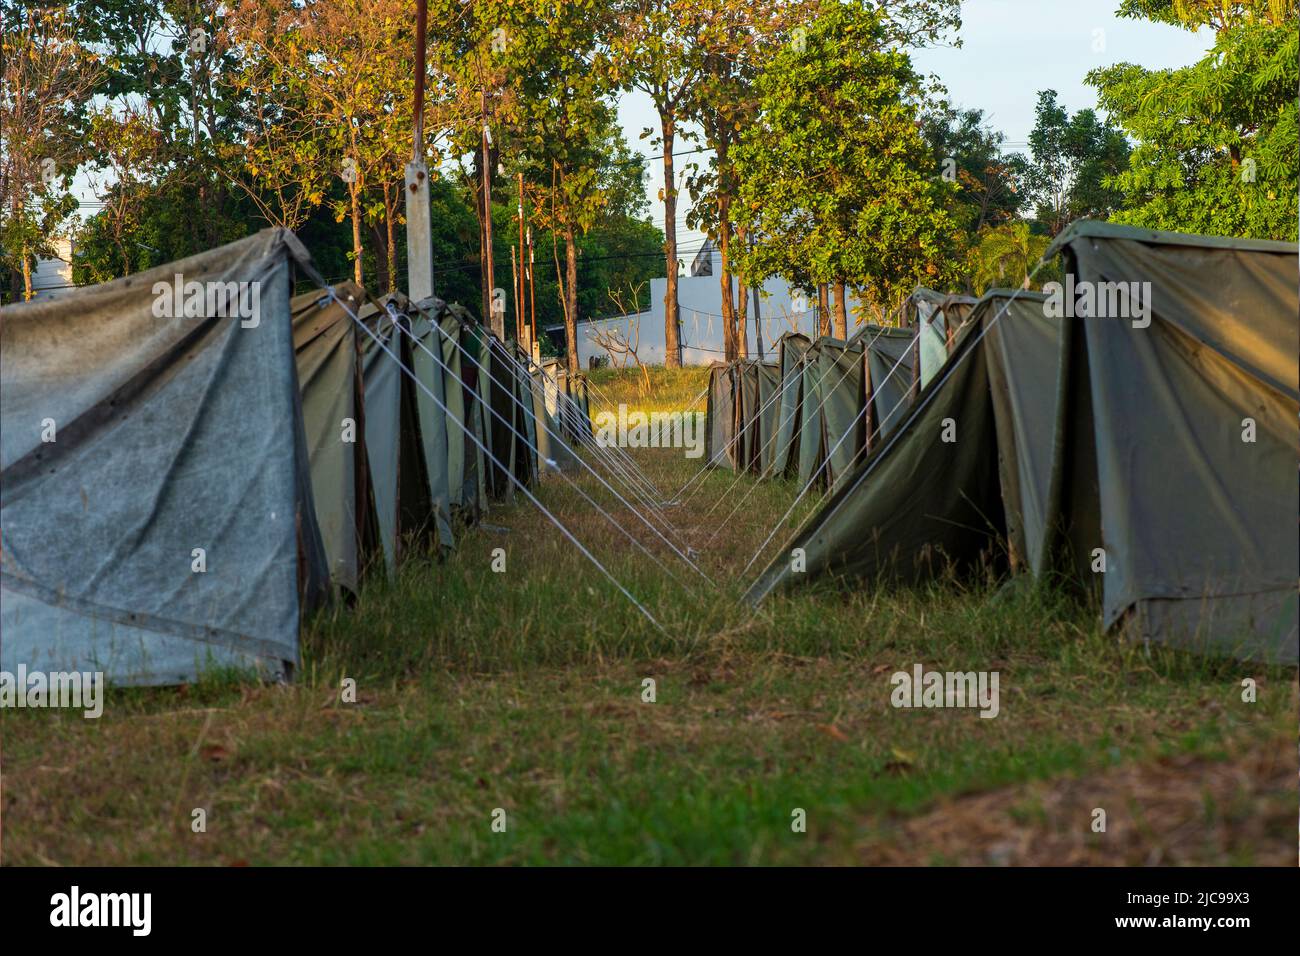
609,0,715,367
0,2,101,300
731,2,956,336
1088,0,1297,240
922,105,1027,233
226,0,416,286
684,4,809,362
1024,90,1130,236
963,221,1057,296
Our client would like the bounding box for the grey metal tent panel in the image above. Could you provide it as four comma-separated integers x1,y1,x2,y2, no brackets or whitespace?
0,228,326,685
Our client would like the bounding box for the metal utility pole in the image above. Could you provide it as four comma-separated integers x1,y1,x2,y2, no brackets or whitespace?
481,90,501,337
527,226,538,360
517,171,526,347
405,0,434,301
510,246,520,341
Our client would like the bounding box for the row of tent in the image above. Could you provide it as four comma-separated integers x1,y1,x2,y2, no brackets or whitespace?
1,228,593,685
724,222,1297,664
705,288,978,491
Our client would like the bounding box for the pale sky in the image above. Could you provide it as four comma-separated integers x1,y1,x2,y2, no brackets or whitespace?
619,0,1216,252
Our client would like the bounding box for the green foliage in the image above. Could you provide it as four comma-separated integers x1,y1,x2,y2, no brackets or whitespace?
922,106,1028,233
1024,90,1131,236
731,2,957,309
1089,0,1298,239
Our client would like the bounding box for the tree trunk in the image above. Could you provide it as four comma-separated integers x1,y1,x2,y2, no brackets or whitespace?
660,112,682,367
734,223,748,357
817,284,830,336
349,179,363,285
564,224,580,375
369,224,389,295
385,194,397,294
718,212,736,362
832,281,848,338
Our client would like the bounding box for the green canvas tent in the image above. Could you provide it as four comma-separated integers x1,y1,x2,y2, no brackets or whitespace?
704,359,773,473
766,332,812,479
483,334,541,500
1,229,330,685
905,289,978,387
795,336,868,490
704,361,737,470
292,282,381,593
357,294,443,572
1042,222,1297,662
859,325,918,439
748,223,1297,663
755,361,782,475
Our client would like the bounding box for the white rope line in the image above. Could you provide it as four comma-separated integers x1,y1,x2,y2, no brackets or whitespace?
523,359,674,513
689,321,901,516
503,348,690,546
706,325,919,550
421,318,711,584
559,369,671,503
740,264,1049,584
329,289,663,629
387,306,689,587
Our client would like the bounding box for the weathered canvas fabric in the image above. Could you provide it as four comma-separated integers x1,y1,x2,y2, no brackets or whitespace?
704,362,733,469
1044,222,1298,662
1,229,328,685
795,338,866,489
863,326,917,439
747,224,1298,664
768,333,811,479
292,281,378,592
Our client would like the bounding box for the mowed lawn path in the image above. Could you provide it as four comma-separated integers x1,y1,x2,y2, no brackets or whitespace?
3,368,1295,865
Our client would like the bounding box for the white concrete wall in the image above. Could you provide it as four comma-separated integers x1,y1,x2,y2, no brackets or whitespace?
29,238,74,300
572,251,868,367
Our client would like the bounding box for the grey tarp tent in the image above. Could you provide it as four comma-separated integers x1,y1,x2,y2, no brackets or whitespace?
292,281,381,592
1042,222,1297,662
795,336,867,490
432,306,490,521
735,360,762,472
755,362,782,475
907,290,978,387
1,229,330,685
860,325,918,439
749,290,1034,607
357,296,441,572
704,361,738,469
748,223,1297,663
704,359,769,472
530,360,584,473
766,333,812,479
483,334,540,501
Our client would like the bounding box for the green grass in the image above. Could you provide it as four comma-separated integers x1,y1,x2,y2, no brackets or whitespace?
3,368,1295,866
